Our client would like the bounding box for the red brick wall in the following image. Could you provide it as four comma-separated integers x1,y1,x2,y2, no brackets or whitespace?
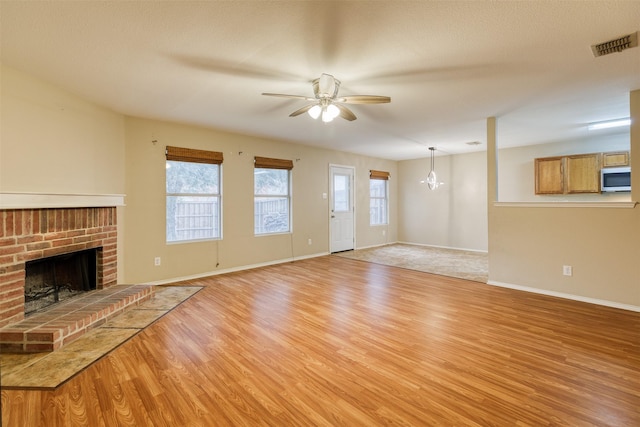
0,207,117,328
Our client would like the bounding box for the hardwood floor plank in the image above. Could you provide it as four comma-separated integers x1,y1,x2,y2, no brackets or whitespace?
2,256,639,426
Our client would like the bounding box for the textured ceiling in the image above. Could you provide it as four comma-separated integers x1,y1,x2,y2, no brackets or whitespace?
1,1,639,160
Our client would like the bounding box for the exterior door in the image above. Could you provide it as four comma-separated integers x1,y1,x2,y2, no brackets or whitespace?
329,165,355,253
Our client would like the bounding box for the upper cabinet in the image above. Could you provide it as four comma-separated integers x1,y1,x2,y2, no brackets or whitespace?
602,151,630,167
565,154,601,194
534,157,564,194
534,151,628,195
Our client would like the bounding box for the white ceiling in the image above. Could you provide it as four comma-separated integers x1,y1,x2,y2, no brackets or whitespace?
1,1,639,161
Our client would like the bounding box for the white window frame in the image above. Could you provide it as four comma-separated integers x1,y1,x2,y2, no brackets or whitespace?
369,176,389,226
254,167,292,235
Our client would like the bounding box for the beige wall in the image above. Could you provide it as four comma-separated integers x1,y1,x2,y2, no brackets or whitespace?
487,90,640,308
123,117,397,283
397,151,488,252
0,64,125,194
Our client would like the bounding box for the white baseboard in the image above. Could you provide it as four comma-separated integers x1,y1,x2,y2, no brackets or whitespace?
147,251,329,286
487,280,640,313
396,241,488,254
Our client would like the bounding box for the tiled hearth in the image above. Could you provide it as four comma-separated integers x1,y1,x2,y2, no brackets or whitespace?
0,205,149,352
0,284,154,352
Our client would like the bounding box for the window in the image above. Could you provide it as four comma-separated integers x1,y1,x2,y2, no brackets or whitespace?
370,170,389,225
333,173,351,212
166,146,223,242
254,156,293,235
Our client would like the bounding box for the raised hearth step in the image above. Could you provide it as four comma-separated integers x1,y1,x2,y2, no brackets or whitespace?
0,284,154,353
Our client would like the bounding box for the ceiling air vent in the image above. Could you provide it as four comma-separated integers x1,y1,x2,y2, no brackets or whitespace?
591,32,638,57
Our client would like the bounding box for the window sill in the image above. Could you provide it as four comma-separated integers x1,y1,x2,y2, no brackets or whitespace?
255,231,292,237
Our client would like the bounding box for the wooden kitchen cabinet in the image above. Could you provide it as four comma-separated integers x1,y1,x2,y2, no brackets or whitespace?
565,153,600,193
535,157,564,194
534,153,601,195
602,151,629,167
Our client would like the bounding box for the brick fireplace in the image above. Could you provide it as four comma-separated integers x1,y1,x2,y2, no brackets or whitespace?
0,207,118,328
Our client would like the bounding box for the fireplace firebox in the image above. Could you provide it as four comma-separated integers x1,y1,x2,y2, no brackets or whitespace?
25,248,98,316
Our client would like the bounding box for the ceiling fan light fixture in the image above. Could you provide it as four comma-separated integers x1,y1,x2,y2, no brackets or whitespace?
263,73,390,122
327,104,340,119
308,105,322,119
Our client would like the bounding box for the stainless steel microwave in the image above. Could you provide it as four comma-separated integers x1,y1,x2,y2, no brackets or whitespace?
601,166,631,192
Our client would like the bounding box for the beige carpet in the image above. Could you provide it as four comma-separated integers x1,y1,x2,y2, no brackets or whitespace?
334,243,488,283
0,286,202,389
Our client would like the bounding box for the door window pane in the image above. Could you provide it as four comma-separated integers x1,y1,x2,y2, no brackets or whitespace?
333,174,350,212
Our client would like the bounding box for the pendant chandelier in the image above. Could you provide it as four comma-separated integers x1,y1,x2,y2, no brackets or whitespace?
421,147,441,190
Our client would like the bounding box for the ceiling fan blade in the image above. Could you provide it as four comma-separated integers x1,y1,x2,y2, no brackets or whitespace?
262,93,314,101
289,104,315,117
335,104,357,121
337,95,391,104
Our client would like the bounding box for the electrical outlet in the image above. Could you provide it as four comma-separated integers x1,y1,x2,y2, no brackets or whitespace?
563,265,572,276
382,230,386,236
154,257,161,266
308,238,312,245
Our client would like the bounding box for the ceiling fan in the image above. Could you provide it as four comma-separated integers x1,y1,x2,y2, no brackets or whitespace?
262,73,390,122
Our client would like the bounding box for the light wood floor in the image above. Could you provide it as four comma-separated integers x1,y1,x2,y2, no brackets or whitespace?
2,256,639,426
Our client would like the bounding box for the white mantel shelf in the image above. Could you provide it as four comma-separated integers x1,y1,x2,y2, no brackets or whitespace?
0,192,126,209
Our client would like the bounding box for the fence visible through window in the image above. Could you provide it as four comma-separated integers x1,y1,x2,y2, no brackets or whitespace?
172,199,219,241
254,198,289,234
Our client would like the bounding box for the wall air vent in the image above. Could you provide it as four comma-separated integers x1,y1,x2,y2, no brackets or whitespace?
591,32,638,57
